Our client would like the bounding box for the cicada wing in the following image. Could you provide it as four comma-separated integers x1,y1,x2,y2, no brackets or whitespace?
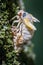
31,15,40,22
23,18,37,30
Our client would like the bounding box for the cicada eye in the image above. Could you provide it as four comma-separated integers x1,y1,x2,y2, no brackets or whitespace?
23,13,26,17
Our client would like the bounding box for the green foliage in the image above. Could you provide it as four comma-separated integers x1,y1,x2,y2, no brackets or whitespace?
0,0,20,65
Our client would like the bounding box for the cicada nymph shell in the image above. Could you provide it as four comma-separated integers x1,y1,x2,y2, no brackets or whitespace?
11,20,24,52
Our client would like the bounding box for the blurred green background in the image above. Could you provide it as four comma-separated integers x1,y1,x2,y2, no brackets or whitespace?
24,0,43,65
